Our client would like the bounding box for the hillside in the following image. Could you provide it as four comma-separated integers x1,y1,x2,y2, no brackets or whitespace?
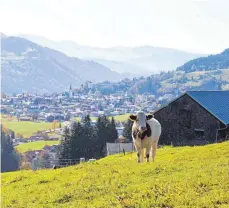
1,35,122,94
75,49,229,98
2,141,229,208
20,34,204,75
94,68,229,98
177,48,229,72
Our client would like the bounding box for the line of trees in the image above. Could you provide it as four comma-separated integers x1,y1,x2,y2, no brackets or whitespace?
58,115,118,159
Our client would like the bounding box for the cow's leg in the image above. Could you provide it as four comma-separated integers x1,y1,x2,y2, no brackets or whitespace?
137,149,143,163
145,145,151,162
141,149,144,163
152,138,159,162
135,144,142,163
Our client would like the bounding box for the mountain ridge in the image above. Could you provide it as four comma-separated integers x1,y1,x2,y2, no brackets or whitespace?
1,35,122,94
177,48,229,72
19,34,206,74
91,47,229,97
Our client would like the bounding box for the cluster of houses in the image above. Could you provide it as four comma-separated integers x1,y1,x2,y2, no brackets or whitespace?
1,83,171,122
12,131,60,146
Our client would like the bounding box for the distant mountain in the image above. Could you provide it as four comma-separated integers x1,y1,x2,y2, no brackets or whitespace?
92,58,150,75
177,48,229,72
1,36,122,94
92,48,229,96
20,34,205,74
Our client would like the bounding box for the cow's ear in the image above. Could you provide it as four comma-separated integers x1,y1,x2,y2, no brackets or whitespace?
129,114,137,121
146,114,154,120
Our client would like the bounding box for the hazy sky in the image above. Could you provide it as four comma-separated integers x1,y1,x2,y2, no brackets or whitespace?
1,0,229,53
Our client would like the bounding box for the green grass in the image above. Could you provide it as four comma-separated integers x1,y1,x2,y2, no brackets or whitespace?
1,114,130,139
15,141,60,153
2,141,229,208
2,120,52,138
112,114,130,122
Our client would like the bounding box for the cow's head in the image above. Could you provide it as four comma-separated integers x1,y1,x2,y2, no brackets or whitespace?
129,111,153,133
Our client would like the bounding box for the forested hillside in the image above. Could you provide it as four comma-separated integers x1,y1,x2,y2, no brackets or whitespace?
92,48,229,96
177,48,229,72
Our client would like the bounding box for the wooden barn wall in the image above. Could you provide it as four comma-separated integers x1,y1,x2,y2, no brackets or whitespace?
154,94,224,146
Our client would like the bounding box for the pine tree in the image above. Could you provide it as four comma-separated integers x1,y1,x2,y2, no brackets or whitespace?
95,116,107,157
1,128,19,172
70,121,85,159
58,126,71,160
95,116,117,157
122,119,133,142
108,117,118,143
82,115,94,158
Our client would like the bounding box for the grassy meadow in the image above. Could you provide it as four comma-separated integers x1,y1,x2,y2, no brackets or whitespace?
15,141,60,153
2,141,229,208
1,120,52,138
1,114,52,137
1,114,129,138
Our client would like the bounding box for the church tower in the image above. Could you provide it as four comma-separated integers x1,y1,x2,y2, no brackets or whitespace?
69,84,73,98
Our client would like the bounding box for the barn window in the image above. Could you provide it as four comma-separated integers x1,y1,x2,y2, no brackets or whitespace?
194,129,205,136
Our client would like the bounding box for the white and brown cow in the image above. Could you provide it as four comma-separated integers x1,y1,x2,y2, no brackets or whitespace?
129,111,161,163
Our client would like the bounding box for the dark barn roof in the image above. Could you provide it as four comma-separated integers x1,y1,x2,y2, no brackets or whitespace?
187,91,229,125
155,90,229,125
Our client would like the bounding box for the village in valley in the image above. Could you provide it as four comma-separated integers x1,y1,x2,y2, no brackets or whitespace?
1,81,162,169
1,81,169,149
2,84,229,170
1,81,170,122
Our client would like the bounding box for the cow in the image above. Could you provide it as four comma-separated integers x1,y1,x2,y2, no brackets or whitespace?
129,111,161,163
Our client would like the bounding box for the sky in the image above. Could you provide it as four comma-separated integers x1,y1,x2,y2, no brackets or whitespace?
0,0,229,53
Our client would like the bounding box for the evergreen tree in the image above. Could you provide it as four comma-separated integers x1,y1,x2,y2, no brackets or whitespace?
1,128,19,172
70,121,85,159
122,119,133,142
82,115,95,158
58,126,71,160
58,115,118,161
95,116,117,157
95,116,107,157
108,117,118,143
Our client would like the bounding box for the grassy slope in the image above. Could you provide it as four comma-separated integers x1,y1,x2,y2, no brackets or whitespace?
15,141,60,153
1,120,51,138
2,141,229,208
1,114,129,138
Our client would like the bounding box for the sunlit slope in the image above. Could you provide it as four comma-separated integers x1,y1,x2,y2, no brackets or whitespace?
2,141,229,208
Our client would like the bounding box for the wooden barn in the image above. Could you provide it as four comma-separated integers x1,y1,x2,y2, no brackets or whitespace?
154,91,229,146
